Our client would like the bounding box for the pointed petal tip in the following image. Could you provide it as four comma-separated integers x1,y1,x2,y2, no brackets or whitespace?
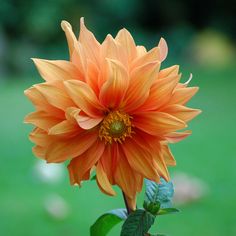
80,17,85,27
61,20,72,31
31,58,38,63
158,37,168,62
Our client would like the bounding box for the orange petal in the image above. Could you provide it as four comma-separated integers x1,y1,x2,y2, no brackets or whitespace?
24,87,64,118
29,128,53,147
79,18,100,66
32,59,80,81
45,130,98,163
133,112,187,136
169,87,199,105
86,60,100,95
114,147,137,199
32,145,45,158
48,120,79,136
131,47,159,69
161,104,201,122
158,37,168,62
99,144,116,184
34,83,75,110
124,194,137,211
124,61,160,113
115,28,137,62
161,144,176,166
75,112,103,130
164,130,192,143
64,80,105,117
68,140,105,184
152,151,170,181
159,65,179,78
96,161,116,196
65,107,81,124
138,74,180,111
136,45,147,57
71,43,87,81
122,139,160,182
99,59,129,109
101,35,127,65
61,20,78,59
24,111,63,131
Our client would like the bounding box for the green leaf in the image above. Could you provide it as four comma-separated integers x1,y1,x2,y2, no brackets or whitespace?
158,208,180,215
121,209,155,236
90,209,127,236
150,234,166,236
143,201,161,215
145,178,174,208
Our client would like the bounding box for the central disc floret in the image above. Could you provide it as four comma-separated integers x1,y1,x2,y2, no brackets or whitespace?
99,111,133,144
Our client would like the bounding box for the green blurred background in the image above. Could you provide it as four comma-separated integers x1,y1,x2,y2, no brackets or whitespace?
1,0,236,235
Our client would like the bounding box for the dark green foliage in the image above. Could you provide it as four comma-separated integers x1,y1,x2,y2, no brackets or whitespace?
121,209,155,236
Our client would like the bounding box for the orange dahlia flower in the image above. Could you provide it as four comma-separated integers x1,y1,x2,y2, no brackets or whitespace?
25,18,200,210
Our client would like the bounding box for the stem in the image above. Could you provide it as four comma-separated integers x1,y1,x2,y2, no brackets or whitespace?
122,191,132,215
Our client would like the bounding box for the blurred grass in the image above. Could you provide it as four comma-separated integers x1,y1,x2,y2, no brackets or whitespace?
0,64,236,236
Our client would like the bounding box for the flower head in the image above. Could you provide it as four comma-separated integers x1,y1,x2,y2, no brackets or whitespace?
25,18,201,210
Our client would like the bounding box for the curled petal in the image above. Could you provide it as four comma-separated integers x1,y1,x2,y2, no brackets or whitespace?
99,59,129,109
64,80,105,117
65,107,81,124
32,59,81,81
158,37,168,62
96,161,116,196
133,112,187,136
75,112,103,130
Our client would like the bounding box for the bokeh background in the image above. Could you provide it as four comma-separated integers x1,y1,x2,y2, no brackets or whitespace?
1,0,236,235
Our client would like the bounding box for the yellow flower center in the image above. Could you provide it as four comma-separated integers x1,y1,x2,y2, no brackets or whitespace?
99,111,133,144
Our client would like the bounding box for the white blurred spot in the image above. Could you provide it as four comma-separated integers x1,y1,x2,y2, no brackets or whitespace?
34,160,65,184
44,194,70,220
172,172,209,205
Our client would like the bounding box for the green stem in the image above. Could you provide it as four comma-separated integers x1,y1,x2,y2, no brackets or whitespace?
122,191,132,215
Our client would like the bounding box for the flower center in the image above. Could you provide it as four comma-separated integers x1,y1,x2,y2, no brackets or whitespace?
99,111,133,144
